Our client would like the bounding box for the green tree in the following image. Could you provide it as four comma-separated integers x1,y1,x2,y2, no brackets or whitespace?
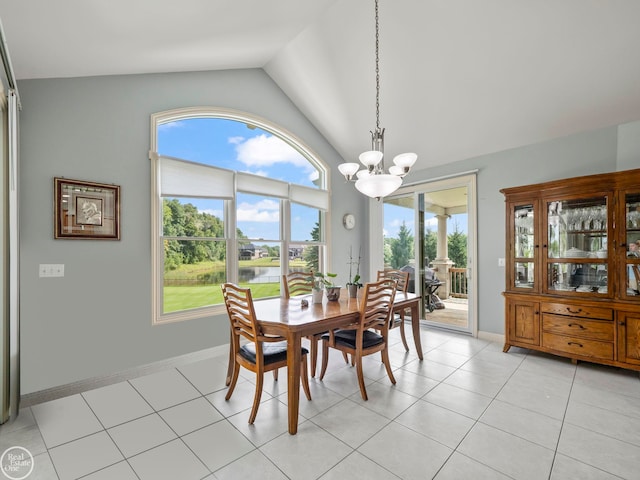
303,222,320,271
448,230,467,267
390,222,413,269
424,229,437,266
162,198,231,271
383,238,393,267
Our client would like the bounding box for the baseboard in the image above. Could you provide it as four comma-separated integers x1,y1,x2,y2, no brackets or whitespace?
478,330,505,344
20,344,229,408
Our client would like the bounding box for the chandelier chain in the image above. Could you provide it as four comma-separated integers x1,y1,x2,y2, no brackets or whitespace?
375,0,380,131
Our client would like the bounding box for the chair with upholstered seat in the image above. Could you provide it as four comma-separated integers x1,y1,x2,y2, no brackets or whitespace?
282,271,329,377
377,269,411,351
222,283,312,424
318,279,397,401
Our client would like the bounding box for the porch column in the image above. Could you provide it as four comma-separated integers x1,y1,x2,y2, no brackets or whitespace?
432,214,454,299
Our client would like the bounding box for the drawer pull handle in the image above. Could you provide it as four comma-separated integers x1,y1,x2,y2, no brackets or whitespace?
567,341,583,348
568,323,585,329
566,307,582,314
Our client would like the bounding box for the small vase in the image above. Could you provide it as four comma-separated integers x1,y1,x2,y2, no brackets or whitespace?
347,284,358,298
312,289,323,304
325,286,341,301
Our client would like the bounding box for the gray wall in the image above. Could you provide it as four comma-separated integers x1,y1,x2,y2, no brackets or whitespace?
18,69,366,394
17,67,639,394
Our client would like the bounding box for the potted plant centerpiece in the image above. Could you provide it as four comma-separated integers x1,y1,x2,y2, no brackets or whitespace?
315,272,341,301
310,272,325,304
346,246,363,298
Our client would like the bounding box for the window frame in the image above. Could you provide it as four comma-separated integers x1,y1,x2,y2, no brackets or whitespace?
150,107,330,325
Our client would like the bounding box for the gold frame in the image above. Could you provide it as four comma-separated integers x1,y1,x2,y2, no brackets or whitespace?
54,177,120,240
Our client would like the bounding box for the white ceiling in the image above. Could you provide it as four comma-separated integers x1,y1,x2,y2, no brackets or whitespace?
2,0,640,170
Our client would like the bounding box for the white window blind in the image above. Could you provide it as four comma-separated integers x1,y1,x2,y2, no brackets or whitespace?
290,184,329,211
236,171,289,198
158,155,329,209
159,156,234,199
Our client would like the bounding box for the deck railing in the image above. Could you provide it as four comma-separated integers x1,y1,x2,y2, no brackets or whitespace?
449,267,468,298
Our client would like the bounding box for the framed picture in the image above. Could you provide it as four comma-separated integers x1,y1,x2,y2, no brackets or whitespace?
54,177,120,240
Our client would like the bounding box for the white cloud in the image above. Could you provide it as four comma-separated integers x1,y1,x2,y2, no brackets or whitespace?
157,121,183,131
235,134,309,168
243,169,268,177
425,217,438,229
388,218,415,230
237,199,280,222
228,136,244,145
202,209,223,218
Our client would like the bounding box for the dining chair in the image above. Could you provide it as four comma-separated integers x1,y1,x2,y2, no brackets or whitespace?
222,283,312,424
282,271,333,377
318,279,397,401
377,269,411,351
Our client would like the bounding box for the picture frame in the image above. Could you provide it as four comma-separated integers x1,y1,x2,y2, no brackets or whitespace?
54,177,120,240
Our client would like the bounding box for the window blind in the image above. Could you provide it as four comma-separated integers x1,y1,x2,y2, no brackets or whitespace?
290,184,329,211
159,156,234,199
236,171,289,198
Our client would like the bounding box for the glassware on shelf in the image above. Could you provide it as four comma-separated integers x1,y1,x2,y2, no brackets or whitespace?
548,262,607,293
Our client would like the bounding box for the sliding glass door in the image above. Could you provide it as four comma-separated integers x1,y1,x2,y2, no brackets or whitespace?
383,174,477,335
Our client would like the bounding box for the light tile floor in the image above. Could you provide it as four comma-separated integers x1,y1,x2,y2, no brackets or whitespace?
2,326,640,479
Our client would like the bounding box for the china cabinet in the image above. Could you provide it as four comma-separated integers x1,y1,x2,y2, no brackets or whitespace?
502,168,640,370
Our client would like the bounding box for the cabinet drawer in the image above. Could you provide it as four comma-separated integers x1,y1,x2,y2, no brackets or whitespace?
542,332,613,360
542,314,613,341
541,302,613,321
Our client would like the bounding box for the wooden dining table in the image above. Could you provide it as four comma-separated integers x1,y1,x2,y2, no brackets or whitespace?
229,290,422,434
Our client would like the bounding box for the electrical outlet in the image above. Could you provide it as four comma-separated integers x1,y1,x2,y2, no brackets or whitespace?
39,264,65,277
498,258,505,267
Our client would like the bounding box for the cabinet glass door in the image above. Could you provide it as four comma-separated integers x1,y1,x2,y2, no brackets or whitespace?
514,204,535,289
546,197,608,294
624,193,640,299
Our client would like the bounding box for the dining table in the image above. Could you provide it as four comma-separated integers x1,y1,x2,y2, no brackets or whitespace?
229,289,422,434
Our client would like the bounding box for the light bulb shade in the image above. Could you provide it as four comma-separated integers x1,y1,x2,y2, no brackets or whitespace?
389,165,405,176
338,162,360,179
356,169,371,179
359,150,384,168
393,152,417,168
355,174,402,199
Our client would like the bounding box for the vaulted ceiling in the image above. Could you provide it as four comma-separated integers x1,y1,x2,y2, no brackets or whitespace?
2,0,640,170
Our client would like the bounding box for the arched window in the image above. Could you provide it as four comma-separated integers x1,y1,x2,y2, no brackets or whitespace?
150,107,329,324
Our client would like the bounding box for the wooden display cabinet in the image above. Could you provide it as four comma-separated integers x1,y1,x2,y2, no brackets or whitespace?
502,168,640,371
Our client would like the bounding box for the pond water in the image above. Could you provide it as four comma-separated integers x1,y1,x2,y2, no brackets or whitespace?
167,265,281,285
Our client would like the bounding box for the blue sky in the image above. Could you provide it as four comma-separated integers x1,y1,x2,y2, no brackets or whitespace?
157,118,320,241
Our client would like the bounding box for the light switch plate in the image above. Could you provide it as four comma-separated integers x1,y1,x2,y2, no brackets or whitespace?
39,264,65,277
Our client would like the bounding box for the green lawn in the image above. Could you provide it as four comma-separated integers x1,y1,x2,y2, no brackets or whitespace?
163,282,281,312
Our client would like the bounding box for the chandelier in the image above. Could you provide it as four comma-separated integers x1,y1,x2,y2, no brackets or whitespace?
338,0,417,200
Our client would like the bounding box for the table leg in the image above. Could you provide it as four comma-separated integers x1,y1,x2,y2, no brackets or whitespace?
287,332,302,434
410,300,423,360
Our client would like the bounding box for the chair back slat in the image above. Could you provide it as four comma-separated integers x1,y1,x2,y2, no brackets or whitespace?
222,283,260,344
377,269,409,293
283,271,313,298
360,279,396,331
